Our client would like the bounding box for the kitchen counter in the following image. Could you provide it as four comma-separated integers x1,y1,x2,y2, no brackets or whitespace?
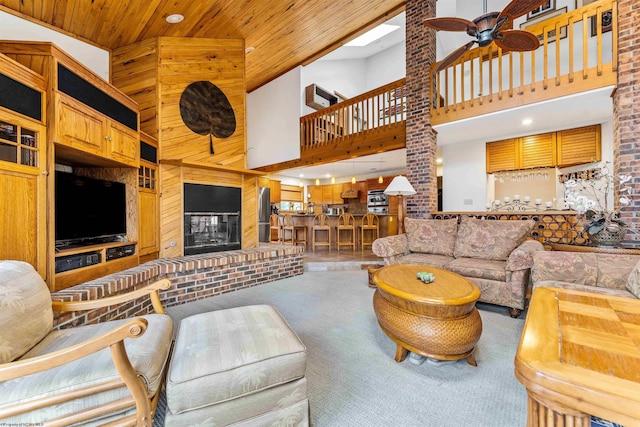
274,213,397,249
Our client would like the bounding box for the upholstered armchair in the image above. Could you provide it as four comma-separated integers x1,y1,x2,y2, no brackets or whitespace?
0,260,174,426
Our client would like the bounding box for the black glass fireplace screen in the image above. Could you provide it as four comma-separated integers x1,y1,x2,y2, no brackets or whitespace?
184,212,240,254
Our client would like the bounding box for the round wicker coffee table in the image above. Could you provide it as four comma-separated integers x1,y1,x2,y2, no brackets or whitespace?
372,264,483,366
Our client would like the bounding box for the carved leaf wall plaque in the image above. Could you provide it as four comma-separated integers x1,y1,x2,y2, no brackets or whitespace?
179,81,236,154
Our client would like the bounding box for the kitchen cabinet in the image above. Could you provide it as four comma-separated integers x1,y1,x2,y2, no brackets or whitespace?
308,185,322,205
269,179,281,203
322,185,334,204
332,184,343,203
357,181,368,203
557,125,601,167
520,132,556,169
486,125,601,173
486,138,520,173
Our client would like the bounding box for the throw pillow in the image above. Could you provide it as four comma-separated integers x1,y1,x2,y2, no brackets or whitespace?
453,217,535,261
626,260,640,298
405,217,458,256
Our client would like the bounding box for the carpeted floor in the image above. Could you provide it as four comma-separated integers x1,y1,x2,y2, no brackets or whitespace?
155,270,529,426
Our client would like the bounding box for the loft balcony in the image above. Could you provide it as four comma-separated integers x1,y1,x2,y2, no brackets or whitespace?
431,0,616,125
257,0,616,173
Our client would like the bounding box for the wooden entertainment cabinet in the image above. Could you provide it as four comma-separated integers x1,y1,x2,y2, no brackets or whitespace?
0,41,142,291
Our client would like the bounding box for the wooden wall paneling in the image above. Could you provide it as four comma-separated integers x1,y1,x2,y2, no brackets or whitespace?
158,164,183,258
521,132,557,169
557,124,601,167
111,39,159,136
243,177,258,248
183,168,243,188
157,37,246,169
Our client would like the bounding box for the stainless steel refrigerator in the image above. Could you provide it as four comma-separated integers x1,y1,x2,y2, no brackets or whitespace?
258,187,271,242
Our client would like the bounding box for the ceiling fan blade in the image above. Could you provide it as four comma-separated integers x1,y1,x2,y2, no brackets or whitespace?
434,41,476,72
424,17,477,33
498,0,551,21
494,29,540,52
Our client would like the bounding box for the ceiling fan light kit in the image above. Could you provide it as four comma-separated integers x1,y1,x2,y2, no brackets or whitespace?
425,0,551,72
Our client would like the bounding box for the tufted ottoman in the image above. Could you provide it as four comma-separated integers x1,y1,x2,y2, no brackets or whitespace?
165,304,309,426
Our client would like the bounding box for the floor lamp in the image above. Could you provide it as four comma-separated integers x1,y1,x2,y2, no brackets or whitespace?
384,175,416,235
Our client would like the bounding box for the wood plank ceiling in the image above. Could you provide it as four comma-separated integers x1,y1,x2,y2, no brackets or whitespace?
0,0,405,92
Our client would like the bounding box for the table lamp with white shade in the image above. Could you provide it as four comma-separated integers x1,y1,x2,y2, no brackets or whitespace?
384,175,416,234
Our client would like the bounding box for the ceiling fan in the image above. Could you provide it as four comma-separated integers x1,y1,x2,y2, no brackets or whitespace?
425,0,550,72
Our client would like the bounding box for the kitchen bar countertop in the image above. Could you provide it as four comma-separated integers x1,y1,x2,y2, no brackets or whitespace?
272,212,398,248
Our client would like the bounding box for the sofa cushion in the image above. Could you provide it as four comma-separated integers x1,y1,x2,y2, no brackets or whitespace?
446,258,507,282
405,218,458,256
167,304,307,415
596,254,640,290
0,314,174,423
396,253,454,269
532,252,598,287
533,280,636,299
453,217,535,261
0,261,53,363
626,260,640,298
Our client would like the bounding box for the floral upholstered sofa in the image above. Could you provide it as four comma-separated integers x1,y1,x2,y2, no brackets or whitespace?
372,216,544,317
531,251,640,299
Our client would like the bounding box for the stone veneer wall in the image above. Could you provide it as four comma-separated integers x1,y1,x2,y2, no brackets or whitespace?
404,0,438,219
51,246,304,329
613,0,640,245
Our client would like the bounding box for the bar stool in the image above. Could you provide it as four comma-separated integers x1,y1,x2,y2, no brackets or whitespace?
282,213,307,247
312,213,331,251
359,213,379,251
336,213,356,251
270,214,282,243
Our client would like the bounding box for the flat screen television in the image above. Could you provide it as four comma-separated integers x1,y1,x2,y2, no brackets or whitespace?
55,171,127,244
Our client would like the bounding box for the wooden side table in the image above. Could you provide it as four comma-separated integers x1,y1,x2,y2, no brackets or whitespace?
515,287,640,427
551,242,640,255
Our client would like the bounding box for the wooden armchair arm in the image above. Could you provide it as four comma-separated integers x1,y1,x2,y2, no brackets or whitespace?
0,317,147,382
52,278,171,314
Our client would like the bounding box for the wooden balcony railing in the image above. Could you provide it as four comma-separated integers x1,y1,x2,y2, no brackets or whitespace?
430,0,617,125
300,78,406,154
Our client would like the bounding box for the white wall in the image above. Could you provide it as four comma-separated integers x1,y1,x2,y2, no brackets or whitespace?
365,42,405,90
442,140,487,211
0,11,110,81
300,59,368,115
246,67,302,169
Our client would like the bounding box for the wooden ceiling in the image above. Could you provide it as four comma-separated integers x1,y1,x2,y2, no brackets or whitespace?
0,0,405,92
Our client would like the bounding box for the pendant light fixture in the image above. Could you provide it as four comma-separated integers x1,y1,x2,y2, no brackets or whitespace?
351,161,356,184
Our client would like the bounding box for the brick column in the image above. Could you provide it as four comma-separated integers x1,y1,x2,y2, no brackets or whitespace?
613,0,640,244
404,0,438,219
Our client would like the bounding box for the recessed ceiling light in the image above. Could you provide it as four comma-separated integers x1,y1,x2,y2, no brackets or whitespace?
299,173,304,178
521,118,533,125
345,24,400,47
245,46,255,53
166,14,184,24
436,158,442,164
